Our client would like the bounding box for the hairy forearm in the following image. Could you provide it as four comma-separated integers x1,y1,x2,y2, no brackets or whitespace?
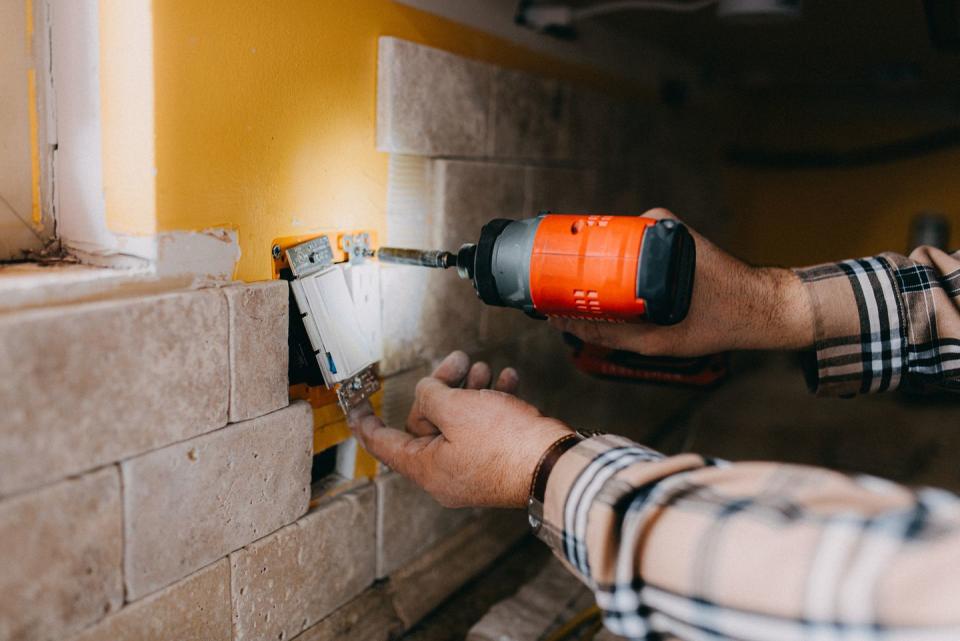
740,266,815,351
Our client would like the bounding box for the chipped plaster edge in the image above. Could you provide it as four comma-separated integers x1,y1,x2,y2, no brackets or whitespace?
155,228,242,284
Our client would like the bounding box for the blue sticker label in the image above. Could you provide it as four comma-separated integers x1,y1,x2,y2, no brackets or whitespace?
326,352,337,374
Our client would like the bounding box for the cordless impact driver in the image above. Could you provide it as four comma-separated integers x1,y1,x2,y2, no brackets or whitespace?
378,213,726,386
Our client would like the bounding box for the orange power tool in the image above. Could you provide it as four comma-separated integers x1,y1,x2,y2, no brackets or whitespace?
378,213,726,386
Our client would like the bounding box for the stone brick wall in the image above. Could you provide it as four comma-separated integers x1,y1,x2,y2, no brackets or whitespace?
0,38,726,641
0,280,529,641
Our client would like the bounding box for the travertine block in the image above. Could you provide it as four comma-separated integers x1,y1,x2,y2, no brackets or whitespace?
231,484,377,641
679,354,960,492
467,557,595,641
525,166,598,214
388,509,528,627
490,68,572,161
226,280,289,422
293,586,403,641
122,402,312,599
0,467,122,641
69,559,231,641
380,363,430,430
433,159,527,248
377,37,493,157
0,289,229,496
385,154,435,249
479,305,524,348
510,325,703,444
379,264,484,376
376,471,476,577
570,89,628,162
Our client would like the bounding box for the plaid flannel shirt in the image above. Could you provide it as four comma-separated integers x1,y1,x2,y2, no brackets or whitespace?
536,248,960,640
798,247,960,396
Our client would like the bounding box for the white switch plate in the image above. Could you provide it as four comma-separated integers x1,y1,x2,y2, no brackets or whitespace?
290,263,381,386
344,262,383,363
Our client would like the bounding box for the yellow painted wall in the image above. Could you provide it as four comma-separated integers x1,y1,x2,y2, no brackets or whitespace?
724,150,960,266
722,98,960,266
149,1,628,282
95,4,960,276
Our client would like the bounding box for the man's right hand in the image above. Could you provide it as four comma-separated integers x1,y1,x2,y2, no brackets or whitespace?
550,208,815,357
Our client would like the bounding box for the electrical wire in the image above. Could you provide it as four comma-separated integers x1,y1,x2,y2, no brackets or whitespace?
573,0,717,20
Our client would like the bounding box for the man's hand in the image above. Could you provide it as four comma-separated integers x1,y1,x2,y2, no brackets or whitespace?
550,208,815,357
348,351,572,509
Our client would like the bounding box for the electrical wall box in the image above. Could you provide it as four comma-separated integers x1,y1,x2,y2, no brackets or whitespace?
274,232,382,414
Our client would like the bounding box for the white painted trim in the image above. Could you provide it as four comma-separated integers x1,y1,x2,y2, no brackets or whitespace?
51,0,155,265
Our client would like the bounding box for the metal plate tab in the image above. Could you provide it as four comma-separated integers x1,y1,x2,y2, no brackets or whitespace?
336,365,381,414
341,233,374,264
287,235,335,277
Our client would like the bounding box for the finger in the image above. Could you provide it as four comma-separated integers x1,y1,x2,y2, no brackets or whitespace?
465,361,492,389
431,350,471,387
406,352,470,437
417,377,539,438
353,412,422,478
346,400,374,428
494,367,519,394
555,318,637,350
407,375,445,437
642,207,678,221
415,378,467,435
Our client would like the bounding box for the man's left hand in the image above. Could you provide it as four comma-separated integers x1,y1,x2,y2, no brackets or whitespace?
347,351,572,509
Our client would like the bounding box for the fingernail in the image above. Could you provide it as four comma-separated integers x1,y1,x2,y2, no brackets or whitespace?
449,350,470,372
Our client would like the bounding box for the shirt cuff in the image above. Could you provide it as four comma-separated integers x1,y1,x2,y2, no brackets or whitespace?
794,256,907,396
532,434,702,587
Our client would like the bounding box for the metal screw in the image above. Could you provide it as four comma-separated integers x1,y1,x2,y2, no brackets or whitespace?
271,244,281,259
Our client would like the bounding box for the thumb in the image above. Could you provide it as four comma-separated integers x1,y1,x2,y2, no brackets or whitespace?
349,412,424,477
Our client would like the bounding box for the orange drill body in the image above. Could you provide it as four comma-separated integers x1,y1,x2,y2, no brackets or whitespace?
529,214,655,322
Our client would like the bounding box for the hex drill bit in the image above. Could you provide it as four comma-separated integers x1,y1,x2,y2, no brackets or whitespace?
376,247,455,269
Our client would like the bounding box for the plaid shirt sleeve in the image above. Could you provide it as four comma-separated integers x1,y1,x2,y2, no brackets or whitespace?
795,247,960,396
536,434,960,641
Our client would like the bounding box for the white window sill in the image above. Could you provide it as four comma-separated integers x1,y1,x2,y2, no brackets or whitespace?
0,262,156,313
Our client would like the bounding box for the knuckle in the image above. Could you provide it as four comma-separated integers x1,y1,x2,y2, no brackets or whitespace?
437,494,463,509
644,207,678,221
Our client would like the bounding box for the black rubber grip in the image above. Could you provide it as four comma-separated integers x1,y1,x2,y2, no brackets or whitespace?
636,219,696,325
473,218,513,306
